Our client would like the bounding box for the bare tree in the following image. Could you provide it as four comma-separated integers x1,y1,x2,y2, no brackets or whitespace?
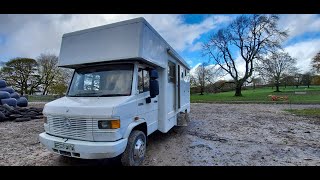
190,74,197,87
203,14,287,96
194,63,221,95
281,74,296,88
195,63,207,95
47,67,74,95
250,77,263,89
311,51,320,73
256,52,297,92
37,53,60,95
301,72,313,88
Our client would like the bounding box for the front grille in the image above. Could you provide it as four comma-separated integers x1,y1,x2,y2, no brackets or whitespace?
47,116,95,141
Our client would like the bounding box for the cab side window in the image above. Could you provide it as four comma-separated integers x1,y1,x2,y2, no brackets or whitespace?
168,61,176,83
138,68,150,93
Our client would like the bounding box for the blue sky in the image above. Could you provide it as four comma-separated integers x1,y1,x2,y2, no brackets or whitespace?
0,14,319,74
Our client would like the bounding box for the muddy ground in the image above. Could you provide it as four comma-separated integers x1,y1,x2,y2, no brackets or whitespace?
0,103,319,166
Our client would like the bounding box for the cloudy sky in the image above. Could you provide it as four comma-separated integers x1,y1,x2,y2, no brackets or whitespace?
1,14,320,75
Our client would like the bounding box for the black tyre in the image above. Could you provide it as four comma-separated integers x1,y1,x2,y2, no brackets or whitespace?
17,97,28,107
14,117,32,122
10,92,20,99
0,91,10,99
0,80,6,88
0,112,6,122
0,87,15,94
1,98,17,107
121,130,146,166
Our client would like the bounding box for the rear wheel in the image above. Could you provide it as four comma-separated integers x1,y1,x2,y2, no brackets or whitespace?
121,130,146,166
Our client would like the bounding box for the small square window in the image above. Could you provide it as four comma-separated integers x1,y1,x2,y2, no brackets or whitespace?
168,61,176,83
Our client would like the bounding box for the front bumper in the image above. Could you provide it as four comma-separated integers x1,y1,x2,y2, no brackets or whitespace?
39,132,128,159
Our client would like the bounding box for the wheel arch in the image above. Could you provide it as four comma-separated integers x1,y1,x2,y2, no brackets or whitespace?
123,121,147,139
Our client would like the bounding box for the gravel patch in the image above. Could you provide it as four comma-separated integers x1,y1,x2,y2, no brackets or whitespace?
0,103,319,166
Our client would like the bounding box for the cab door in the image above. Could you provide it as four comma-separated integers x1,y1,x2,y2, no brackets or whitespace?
136,67,158,135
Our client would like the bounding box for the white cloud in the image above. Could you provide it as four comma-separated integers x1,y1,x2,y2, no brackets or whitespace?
189,63,221,77
284,38,320,73
0,14,230,60
187,60,193,66
189,42,203,52
279,14,320,39
189,63,202,76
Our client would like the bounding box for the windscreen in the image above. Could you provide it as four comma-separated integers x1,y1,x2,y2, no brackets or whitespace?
68,64,133,97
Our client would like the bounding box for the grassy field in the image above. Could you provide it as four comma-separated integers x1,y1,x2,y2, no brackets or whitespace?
285,108,320,117
191,86,320,104
28,95,60,102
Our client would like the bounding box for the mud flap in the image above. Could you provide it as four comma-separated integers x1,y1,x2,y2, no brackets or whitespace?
177,112,190,126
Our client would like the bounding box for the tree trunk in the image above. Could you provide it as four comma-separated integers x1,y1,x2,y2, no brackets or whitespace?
24,82,28,95
234,83,242,96
274,81,280,92
20,85,24,95
42,86,47,95
200,86,204,95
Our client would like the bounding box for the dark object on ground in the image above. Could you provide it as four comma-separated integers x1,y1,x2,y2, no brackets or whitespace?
0,87,15,94
2,103,15,112
0,104,43,122
1,98,17,107
0,80,28,107
14,117,32,122
0,91,10,100
0,111,5,121
10,92,20,100
22,95,29,100
17,97,28,107
9,114,23,120
0,80,6,88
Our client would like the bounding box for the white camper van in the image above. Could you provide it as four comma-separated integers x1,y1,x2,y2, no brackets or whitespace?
39,17,190,166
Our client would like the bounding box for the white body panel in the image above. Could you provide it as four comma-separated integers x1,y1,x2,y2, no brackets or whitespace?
39,132,127,159
40,17,190,159
59,18,189,69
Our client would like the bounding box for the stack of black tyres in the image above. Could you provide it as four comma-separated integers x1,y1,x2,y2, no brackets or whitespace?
0,79,28,107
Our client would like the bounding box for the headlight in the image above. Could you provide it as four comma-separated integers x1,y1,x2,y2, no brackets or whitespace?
98,119,120,129
43,116,47,124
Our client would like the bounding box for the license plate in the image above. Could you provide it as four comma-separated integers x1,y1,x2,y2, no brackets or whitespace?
54,141,75,152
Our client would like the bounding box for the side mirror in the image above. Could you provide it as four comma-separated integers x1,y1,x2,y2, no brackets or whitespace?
150,69,158,79
149,79,159,98
149,69,159,98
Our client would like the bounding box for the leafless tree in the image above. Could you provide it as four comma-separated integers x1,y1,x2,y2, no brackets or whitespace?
311,51,320,73
301,72,313,88
37,53,60,95
190,74,197,87
47,67,74,95
256,51,297,92
203,14,287,96
194,63,222,95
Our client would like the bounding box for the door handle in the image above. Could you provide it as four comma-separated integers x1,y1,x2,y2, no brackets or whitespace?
154,100,158,103
138,103,144,106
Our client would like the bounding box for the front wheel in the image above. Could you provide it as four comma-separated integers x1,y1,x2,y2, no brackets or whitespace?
121,130,146,166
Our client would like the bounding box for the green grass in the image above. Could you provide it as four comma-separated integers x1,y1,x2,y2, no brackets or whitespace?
28,95,60,102
191,86,320,104
285,109,320,116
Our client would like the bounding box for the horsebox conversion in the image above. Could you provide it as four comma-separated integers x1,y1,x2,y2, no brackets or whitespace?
39,17,190,166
